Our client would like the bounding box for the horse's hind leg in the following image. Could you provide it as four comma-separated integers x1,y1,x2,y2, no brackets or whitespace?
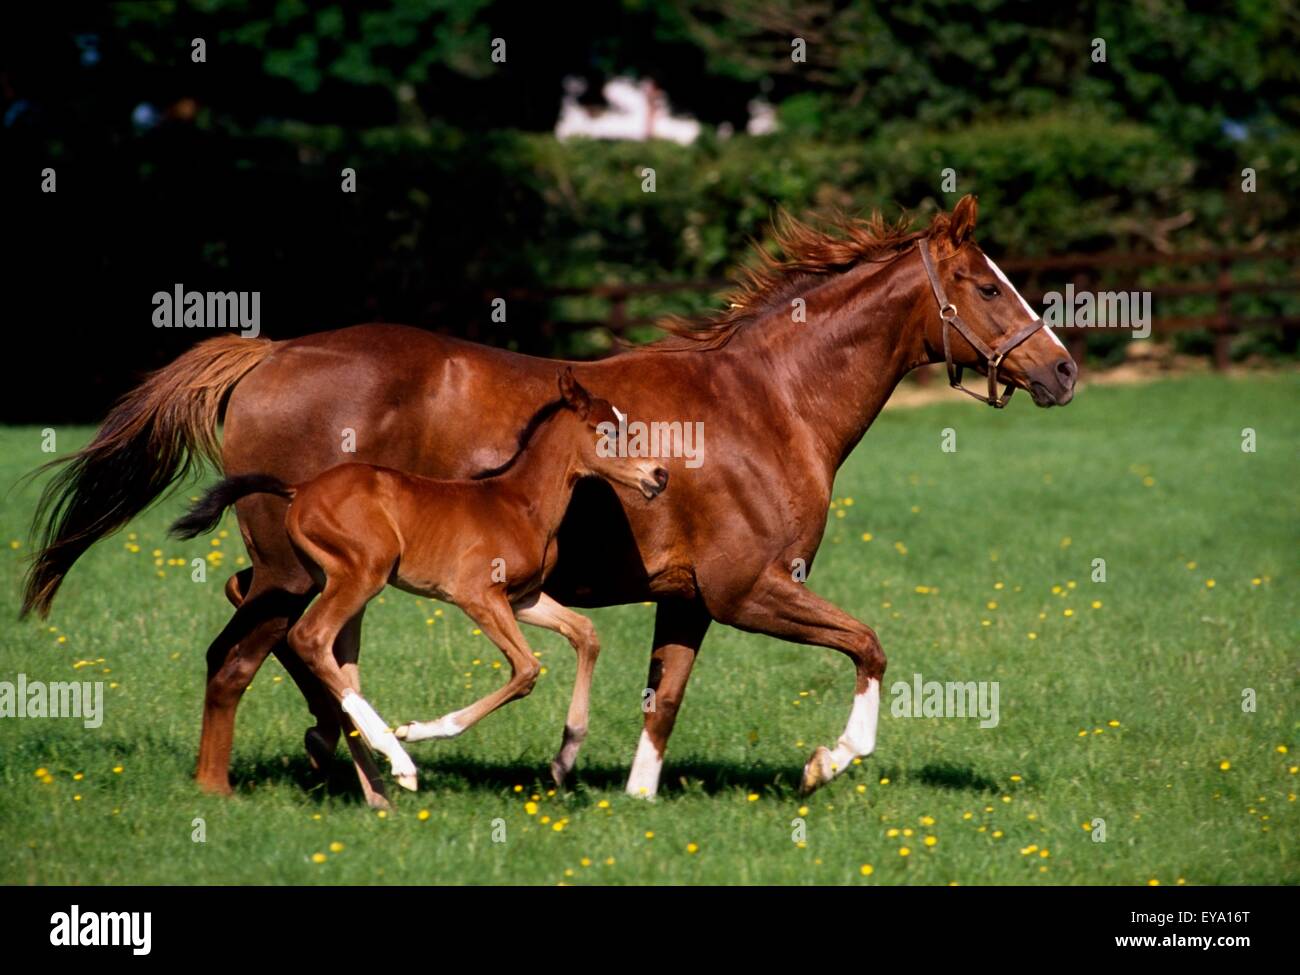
196,585,310,794
512,592,601,788
715,565,885,796
226,562,388,806
226,567,347,775
224,568,253,607
287,578,417,792
224,566,340,770
332,610,393,809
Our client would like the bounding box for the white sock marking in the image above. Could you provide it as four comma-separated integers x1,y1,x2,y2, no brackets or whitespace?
401,711,466,742
341,691,416,778
824,679,880,772
625,730,663,799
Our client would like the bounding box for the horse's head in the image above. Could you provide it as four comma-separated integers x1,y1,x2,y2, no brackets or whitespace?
920,195,1076,407
557,368,668,500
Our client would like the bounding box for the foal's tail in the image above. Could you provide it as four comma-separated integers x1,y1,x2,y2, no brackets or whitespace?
170,474,295,540
21,335,275,618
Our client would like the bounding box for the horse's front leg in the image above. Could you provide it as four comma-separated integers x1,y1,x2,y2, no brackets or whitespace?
625,599,712,800
717,564,885,795
397,592,542,742
511,591,602,789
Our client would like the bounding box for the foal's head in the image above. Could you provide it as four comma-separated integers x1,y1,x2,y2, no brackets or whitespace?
556,369,669,500
921,195,1077,407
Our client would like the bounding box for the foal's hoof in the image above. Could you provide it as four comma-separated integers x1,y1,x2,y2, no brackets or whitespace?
365,791,392,812
395,773,419,793
550,760,570,791
799,746,835,796
394,723,411,741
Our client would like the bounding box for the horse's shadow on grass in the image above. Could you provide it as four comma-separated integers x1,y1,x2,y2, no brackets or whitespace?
231,753,1003,804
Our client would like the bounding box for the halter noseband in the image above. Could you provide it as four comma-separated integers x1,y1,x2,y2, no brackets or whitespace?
917,240,1045,408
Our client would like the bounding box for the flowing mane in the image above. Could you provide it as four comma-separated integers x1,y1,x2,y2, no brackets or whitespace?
645,207,941,352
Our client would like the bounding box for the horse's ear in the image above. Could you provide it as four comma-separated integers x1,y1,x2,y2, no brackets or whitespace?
557,367,591,416
948,194,978,248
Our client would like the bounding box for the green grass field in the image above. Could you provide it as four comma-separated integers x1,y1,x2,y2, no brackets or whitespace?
1,373,1296,885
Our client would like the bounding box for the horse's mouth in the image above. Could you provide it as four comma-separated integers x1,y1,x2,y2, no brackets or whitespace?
1029,380,1073,407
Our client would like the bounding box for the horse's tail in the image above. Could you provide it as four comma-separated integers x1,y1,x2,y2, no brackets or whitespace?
169,474,295,540
21,335,275,618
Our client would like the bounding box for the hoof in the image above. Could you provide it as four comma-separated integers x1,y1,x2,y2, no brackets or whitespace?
394,723,410,741
305,728,334,771
395,773,418,793
550,760,569,790
365,790,392,812
799,746,835,796
195,776,234,797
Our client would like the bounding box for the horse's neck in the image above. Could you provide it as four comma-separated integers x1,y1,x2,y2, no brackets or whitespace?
727,253,929,473
492,416,579,529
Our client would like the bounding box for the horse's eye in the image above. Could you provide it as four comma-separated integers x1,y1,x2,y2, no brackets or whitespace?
978,283,1001,299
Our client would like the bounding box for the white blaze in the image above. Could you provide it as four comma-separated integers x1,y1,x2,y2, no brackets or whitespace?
985,255,1067,351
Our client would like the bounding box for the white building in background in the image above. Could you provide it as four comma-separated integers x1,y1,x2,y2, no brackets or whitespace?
555,76,776,143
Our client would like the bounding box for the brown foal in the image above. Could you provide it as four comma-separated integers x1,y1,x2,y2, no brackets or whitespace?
170,370,668,790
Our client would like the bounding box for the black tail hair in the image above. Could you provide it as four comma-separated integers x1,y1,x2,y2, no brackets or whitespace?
169,474,293,539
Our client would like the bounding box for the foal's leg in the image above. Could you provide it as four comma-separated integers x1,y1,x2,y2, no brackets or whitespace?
716,565,885,795
397,594,541,742
512,592,601,788
331,611,394,808
225,568,339,772
625,599,712,799
225,568,391,808
287,578,418,791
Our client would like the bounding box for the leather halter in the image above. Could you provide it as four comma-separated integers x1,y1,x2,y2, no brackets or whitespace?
917,240,1046,408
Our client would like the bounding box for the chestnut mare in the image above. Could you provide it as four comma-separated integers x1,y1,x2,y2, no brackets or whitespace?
169,369,667,793
23,196,1076,805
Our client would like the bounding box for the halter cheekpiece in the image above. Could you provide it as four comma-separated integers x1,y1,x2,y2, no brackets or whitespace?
917,240,1045,408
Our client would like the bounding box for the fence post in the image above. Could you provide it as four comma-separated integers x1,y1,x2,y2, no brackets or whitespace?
1214,257,1233,371
1067,270,1090,378
609,291,627,337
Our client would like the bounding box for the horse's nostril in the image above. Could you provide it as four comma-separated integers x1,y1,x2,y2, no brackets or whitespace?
653,468,669,488
1057,358,1077,384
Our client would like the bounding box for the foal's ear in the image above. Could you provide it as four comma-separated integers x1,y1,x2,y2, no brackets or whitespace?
557,367,592,417
948,194,979,248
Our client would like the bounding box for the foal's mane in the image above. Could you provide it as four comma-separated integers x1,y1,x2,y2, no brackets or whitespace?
644,207,942,352
470,398,567,480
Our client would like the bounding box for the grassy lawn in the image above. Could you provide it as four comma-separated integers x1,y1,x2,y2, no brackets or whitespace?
0,372,1295,885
